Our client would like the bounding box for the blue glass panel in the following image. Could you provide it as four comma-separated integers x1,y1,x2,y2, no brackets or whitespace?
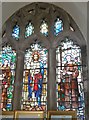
54,18,63,36
12,25,20,40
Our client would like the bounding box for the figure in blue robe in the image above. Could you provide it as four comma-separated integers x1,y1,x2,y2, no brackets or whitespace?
28,75,32,99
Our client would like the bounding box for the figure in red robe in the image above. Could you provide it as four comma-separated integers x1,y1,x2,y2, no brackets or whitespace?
33,72,43,106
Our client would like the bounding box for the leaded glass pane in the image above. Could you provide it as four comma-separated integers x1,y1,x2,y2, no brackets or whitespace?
56,38,85,120
40,20,48,36
12,24,20,40
25,22,34,38
70,26,74,31
21,43,48,111
54,18,63,36
0,45,16,111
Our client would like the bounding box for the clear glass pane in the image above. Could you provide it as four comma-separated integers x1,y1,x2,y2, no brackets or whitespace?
40,20,48,36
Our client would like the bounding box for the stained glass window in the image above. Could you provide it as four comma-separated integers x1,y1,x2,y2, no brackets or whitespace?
0,45,16,111
56,38,85,120
21,43,48,111
40,20,48,36
12,24,20,40
25,22,34,38
54,17,63,36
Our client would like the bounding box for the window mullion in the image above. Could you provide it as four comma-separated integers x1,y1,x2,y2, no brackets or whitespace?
81,46,88,120
13,50,24,110
47,48,57,110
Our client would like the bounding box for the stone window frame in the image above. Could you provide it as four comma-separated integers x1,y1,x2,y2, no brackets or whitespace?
1,2,88,119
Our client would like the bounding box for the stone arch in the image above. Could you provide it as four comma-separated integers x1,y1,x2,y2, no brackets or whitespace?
1,2,88,119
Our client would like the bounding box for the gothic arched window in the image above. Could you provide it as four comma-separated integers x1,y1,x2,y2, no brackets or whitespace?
2,2,88,120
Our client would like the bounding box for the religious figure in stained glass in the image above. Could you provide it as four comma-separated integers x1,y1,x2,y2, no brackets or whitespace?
59,61,79,109
21,43,48,111
56,38,85,120
0,45,16,111
33,72,43,106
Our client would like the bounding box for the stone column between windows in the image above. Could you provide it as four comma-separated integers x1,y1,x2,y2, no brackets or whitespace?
13,50,24,110
81,46,88,120
87,3,89,119
47,48,57,110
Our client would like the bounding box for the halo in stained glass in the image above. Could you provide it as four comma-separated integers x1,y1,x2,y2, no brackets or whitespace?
25,22,34,38
40,20,48,36
56,38,85,120
21,43,48,111
0,45,16,111
54,17,63,36
12,24,20,40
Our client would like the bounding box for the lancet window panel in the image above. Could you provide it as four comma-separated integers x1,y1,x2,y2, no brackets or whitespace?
56,38,85,120
0,45,16,111
21,43,48,111
54,17,63,36
40,20,48,36
25,22,34,38
12,24,20,40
